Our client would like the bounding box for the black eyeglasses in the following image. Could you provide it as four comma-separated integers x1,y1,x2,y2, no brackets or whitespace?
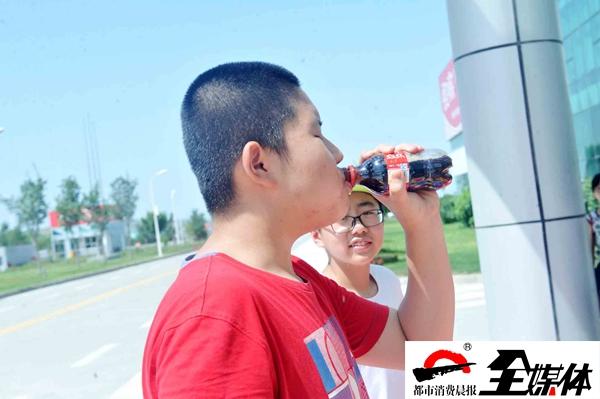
330,209,384,234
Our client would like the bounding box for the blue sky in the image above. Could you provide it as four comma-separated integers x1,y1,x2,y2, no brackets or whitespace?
0,0,453,226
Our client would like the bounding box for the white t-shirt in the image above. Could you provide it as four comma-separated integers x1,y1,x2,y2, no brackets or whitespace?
291,234,406,398
359,265,405,399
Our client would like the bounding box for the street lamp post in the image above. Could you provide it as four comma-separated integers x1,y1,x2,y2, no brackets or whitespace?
170,189,182,245
150,169,168,257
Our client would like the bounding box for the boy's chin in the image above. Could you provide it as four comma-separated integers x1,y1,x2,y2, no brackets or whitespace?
313,206,348,228
350,246,376,258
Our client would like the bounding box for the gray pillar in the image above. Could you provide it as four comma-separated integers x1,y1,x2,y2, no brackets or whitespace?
446,0,600,339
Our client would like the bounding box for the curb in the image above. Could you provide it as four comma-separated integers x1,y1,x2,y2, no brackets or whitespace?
0,249,194,300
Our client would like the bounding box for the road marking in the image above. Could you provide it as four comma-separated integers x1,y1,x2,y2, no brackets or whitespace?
456,299,486,310
109,275,121,281
0,270,176,336
140,319,152,329
456,291,485,301
75,283,94,291
71,343,118,368
456,285,486,310
455,285,485,294
110,371,142,399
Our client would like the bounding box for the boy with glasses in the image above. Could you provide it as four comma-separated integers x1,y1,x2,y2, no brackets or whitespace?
142,62,454,398
311,185,405,398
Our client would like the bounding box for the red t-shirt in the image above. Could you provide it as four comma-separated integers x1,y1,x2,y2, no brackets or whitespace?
142,253,389,398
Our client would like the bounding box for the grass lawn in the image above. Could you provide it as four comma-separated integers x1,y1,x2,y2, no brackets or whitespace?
0,220,480,295
380,219,480,275
0,242,202,297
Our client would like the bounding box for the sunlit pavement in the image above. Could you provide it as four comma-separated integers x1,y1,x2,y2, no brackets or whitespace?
0,254,185,399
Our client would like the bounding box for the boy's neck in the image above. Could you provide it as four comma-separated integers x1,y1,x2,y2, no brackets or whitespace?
323,261,377,298
198,212,303,282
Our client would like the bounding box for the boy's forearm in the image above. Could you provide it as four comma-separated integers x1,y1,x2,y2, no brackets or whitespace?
398,214,455,340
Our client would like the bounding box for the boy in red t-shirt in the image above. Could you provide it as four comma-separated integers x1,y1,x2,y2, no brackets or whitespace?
142,62,454,398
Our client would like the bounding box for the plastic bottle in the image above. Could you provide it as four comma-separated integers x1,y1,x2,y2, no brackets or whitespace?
343,149,453,194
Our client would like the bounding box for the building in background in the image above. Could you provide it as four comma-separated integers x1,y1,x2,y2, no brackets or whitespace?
440,1,600,191
48,210,125,259
0,244,36,272
438,60,468,194
558,0,600,179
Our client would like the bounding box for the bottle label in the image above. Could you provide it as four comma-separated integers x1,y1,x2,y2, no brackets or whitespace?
385,153,410,181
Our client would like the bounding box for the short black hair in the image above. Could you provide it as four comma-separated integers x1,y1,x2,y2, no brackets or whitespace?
592,173,600,191
182,62,302,215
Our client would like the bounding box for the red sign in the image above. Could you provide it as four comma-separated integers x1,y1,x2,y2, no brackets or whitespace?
49,210,60,228
439,61,462,139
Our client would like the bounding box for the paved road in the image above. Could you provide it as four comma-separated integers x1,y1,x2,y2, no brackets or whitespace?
0,252,489,398
0,254,186,399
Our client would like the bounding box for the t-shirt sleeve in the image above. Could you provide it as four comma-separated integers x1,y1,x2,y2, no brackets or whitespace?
148,315,275,398
320,273,390,358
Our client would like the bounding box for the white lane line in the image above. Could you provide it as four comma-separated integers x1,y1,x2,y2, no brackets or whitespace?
71,343,119,368
456,291,485,302
74,283,94,291
0,305,16,314
456,299,486,310
140,319,152,329
109,275,121,281
455,285,485,294
110,371,142,399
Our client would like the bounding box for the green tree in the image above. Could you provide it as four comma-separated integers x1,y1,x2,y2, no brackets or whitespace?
0,223,30,246
110,176,138,247
439,194,457,224
1,177,48,252
37,231,51,251
83,184,111,257
56,177,83,258
4,177,48,274
136,211,173,244
454,187,474,228
186,209,208,241
163,213,175,246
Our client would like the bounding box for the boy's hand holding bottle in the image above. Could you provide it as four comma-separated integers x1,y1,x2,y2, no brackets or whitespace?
344,144,452,231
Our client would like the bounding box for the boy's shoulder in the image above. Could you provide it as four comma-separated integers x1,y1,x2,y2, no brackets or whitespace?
291,255,322,278
150,253,336,339
370,264,400,281
154,253,269,329
158,254,324,322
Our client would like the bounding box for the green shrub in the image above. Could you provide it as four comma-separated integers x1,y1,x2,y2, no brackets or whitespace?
454,187,474,228
440,194,457,224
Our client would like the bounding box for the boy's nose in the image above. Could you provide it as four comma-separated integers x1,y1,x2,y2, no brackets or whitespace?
351,219,368,234
325,137,343,164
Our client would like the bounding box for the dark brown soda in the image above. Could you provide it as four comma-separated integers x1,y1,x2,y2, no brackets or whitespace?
344,150,453,194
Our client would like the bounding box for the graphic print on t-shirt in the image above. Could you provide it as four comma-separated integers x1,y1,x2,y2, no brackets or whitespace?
304,317,369,399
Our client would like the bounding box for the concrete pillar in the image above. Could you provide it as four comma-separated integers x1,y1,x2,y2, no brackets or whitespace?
446,0,600,339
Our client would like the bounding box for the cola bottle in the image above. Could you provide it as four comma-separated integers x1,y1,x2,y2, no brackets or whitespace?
343,149,453,194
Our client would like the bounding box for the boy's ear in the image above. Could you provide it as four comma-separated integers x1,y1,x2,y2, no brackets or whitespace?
240,141,278,188
311,229,325,248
